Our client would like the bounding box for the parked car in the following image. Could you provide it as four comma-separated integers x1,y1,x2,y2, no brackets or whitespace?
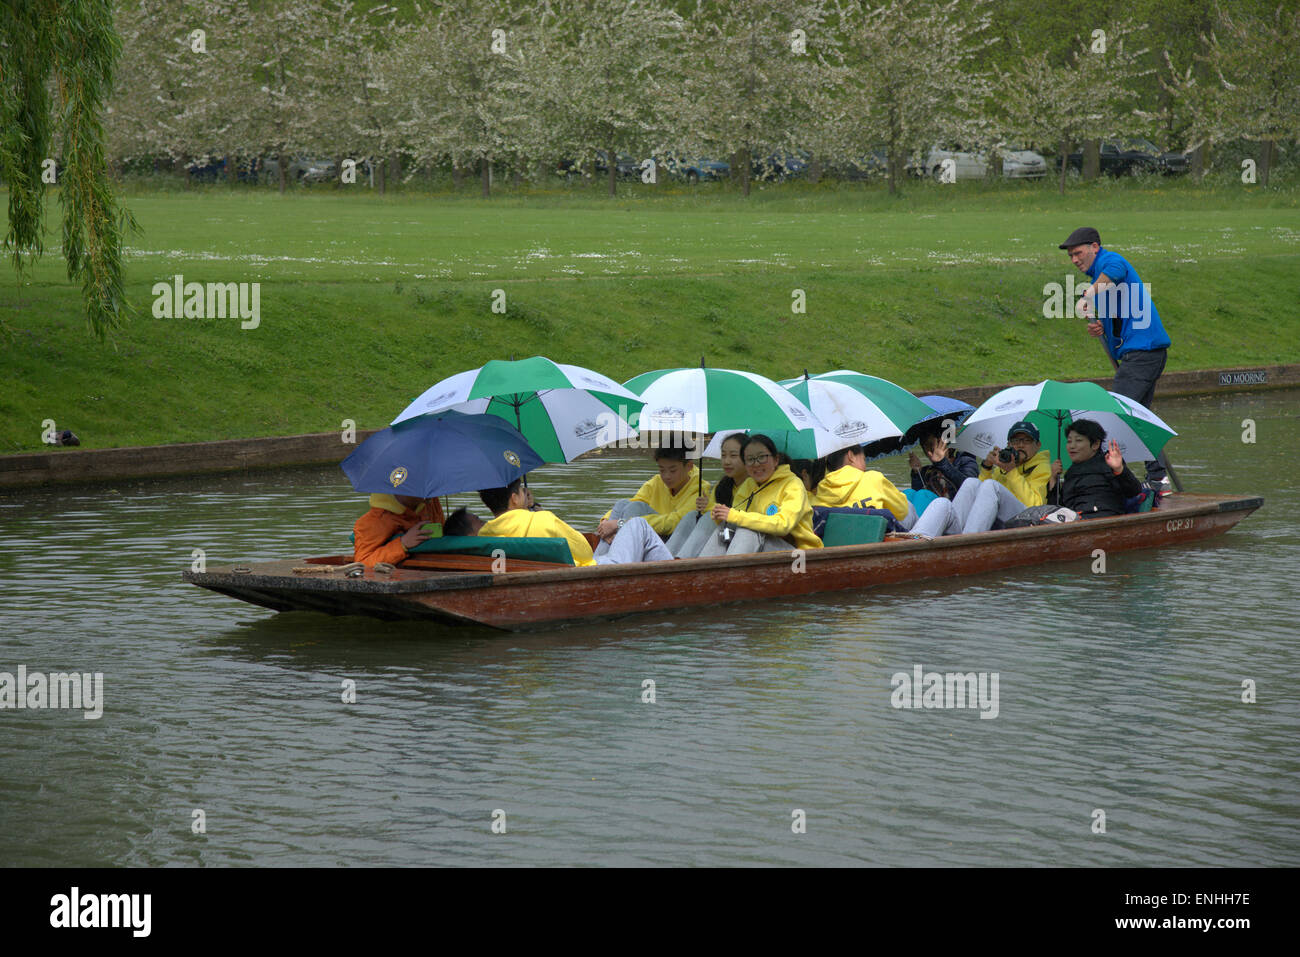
557,151,640,180
1059,139,1190,176
261,156,338,183
909,144,1048,180
185,155,261,182
828,151,890,180
752,150,809,181
659,154,731,183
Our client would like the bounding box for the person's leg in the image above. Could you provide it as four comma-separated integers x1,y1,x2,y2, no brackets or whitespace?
992,482,1029,523
950,477,982,529
696,524,732,557
594,516,674,564
1112,348,1167,482
910,498,956,537
675,514,719,558
899,500,919,531
664,511,700,555
596,500,659,555
724,528,768,555
961,481,1001,534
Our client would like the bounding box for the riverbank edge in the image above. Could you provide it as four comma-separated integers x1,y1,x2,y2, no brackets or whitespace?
3,364,1293,490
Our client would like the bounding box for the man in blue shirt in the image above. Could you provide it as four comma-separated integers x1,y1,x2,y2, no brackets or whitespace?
1061,226,1171,486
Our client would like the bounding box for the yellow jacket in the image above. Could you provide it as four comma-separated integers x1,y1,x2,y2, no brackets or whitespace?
479,509,595,566
728,465,823,549
979,449,1051,507
603,464,713,535
814,466,909,520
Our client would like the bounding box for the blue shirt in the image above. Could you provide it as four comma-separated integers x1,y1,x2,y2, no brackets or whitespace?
1087,248,1171,358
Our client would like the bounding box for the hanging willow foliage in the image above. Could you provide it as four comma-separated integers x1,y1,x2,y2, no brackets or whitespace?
1,0,138,339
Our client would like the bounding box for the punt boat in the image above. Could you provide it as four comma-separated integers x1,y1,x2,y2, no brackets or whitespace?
183,493,1261,631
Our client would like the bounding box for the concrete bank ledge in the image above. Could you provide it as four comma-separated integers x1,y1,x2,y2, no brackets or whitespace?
1,429,380,490
2,364,1294,490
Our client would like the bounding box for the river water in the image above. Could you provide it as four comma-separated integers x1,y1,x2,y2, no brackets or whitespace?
2,389,1297,867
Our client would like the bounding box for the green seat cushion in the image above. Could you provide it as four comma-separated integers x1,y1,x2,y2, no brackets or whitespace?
408,535,575,566
821,512,889,547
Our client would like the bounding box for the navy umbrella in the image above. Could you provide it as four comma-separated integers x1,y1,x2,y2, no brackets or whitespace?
341,410,545,499
859,395,977,461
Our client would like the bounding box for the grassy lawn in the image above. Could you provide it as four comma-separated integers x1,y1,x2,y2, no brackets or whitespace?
2,173,1298,451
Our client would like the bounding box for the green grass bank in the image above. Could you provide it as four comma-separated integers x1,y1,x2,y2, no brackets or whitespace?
3,175,1297,452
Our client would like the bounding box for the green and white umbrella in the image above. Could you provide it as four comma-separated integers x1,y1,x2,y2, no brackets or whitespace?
624,365,823,435
700,423,851,460
778,370,935,452
954,379,1177,466
392,356,643,463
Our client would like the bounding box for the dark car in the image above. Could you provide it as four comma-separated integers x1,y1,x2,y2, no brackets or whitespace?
186,155,262,182
659,154,731,183
752,150,809,181
558,151,640,180
1060,139,1190,176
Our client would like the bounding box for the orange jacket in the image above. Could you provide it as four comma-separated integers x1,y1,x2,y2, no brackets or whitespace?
352,494,445,567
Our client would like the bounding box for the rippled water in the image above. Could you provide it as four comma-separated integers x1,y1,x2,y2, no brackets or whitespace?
2,390,1298,866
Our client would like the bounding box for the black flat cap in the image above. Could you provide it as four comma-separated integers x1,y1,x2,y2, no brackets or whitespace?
1060,226,1101,249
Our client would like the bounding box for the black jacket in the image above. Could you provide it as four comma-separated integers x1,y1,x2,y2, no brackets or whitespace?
1060,455,1142,517
912,450,980,499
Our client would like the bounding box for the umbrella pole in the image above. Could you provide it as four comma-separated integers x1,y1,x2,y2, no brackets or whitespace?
1097,339,1183,492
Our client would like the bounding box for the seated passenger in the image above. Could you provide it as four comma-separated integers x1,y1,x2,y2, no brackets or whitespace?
443,506,485,537
667,432,746,558
352,494,446,567
791,458,827,493
908,428,980,500
1050,419,1142,518
596,445,713,549
814,444,909,521
479,478,673,566
702,434,823,555
911,421,1050,537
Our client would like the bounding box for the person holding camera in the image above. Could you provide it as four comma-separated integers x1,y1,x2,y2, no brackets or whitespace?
911,421,1050,537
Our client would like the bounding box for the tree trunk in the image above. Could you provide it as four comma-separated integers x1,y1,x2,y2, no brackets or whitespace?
481,156,491,198
277,149,287,194
608,142,617,197
452,162,462,189
1190,143,1205,179
887,147,898,196
1082,139,1100,180
377,156,386,194
1259,140,1274,187
740,145,751,197
388,152,401,189
226,154,236,186
1058,138,1069,195
513,163,523,187
808,153,821,184
536,158,548,183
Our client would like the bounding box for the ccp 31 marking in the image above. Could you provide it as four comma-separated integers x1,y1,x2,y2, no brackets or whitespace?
1166,518,1194,532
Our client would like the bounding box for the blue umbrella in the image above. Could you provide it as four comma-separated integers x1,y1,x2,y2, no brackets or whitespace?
859,396,977,461
341,410,545,499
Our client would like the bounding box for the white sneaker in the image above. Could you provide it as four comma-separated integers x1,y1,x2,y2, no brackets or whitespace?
1158,476,1173,491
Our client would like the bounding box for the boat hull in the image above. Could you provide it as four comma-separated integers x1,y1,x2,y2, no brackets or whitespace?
184,493,1261,631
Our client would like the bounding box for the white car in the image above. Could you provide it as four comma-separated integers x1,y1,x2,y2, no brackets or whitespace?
914,145,1047,180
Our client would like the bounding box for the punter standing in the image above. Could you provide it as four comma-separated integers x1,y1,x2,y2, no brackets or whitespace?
1060,226,1172,488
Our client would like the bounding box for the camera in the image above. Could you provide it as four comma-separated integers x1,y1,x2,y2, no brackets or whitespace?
717,526,734,545
998,447,1017,465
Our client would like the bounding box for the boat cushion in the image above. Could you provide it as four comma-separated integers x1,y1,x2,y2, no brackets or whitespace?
820,512,889,547
408,535,576,566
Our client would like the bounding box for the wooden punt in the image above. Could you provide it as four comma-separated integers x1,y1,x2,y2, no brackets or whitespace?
183,493,1262,631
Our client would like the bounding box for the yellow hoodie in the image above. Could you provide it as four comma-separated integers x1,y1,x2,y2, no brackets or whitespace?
603,464,714,534
728,465,822,549
813,466,909,520
979,449,1051,507
479,508,596,566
